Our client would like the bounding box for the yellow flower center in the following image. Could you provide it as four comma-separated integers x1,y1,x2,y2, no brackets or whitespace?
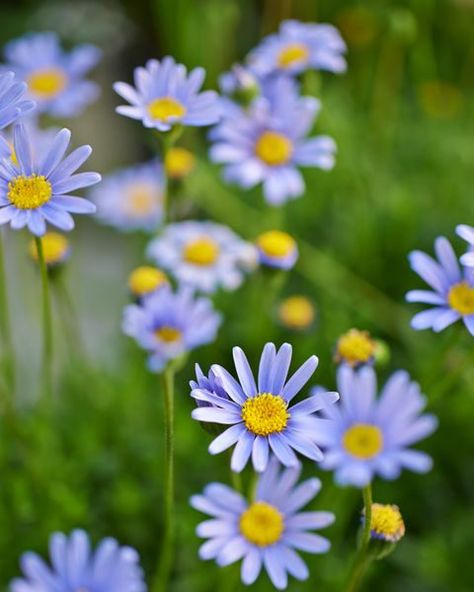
336,329,376,366
278,296,315,330
447,282,474,315
256,230,296,259
183,237,220,266
240,501,284,546
27,68,67,98
277,43,310,69
255,131,293,166
128,266,168,296
343,424,383,459
28,232,69,265
8,175,52,210
126,184,158,215
241,393,290,437
369,503,405,542
155,326,182,343
148,97,186,122
165,147,196,179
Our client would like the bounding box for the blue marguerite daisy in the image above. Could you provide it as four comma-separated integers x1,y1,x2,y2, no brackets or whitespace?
113,56,221,131
313,364,437,487
147,220,257,293
11,529,146,592
0,70,36,158
406,236,474,335
0,123,100,236
3,32,101,117
255,229,298,270
123,284,222,372
190,342,339,472
190,458,334,590
456,224,474,268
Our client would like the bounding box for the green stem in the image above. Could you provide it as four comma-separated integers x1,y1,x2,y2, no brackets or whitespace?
0,230,15,395
35,236,54,402
152,365,176,592
156,125,183,225
345,484,373,592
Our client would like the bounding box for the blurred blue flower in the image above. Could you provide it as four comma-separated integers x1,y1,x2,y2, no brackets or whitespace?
2,32,101,117
314,364,437,487
456,224,474,268
147,220,257,293
0,70,36,157
190,458,334,590
406,236,474,335
123,285,222,372
91,161,163,233
255,229,298,270
11,529,146,592
114,56,220,131
0,123,100,236
248,20,347,78
191,342,339,472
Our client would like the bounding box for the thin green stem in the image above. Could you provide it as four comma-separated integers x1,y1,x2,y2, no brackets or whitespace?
0,230,15,395
35,236,54,402
344,484,373,592
156,125,183,225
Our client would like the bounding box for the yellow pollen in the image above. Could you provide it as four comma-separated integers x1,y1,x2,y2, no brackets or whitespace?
27,68,67,98
447,282,474,315
278,296,315,330
155,326,182,343
240,501,284,546
8,175,52,210
336,329,376,367
128,266,168,296
28,232,69,266
256,230,296,259
255,131,293,166
183,237,220,266
277,43,310,69
126,184,158,215
165,147,196,179
148,97,186,122
369,503,405,542
343,424,383,459
242,393,289,437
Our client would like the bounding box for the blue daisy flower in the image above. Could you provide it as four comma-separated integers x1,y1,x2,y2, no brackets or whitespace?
456,224,474,268
113,56,221,131
0,123,100,236
147,220,257,293
190,342,339,473
2,32,101,117
91,160,164,233
0,71,36,158
209,75,336,205
11,529,146,592
122,284,222,372
248,19,347,78
406,236,474,335
190,458,334,590
255,230,298,270
314,364,437,487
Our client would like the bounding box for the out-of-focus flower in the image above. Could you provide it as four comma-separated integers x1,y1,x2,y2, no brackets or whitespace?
278,296,315,330
335,329,376,367
456,224,474,268
28,231,70,267
248,20,346,78
219,64,260,112
314,365,437,487
2,32,101,117
91,161,163,233
0,123,99,236
191,342,339,472
406,236,474,335
0,71,36,158
368,503,405,543
147,221,257,293
336,7,378,47
417,81,464,120
165,146,196,180
256,230,298,270
11,529,146,592
191,459,334,590
128,265,168,298
123,285,221,372
114,56,220,131
5,119,59,166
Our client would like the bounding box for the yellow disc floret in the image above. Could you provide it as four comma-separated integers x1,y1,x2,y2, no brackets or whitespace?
148,97,186,122
128,266,168,296
336,329,376,367
255,131,293,166
448,282,474,315
343,424,383,459
256,230,296,259
277,43,310,69
241,393,290,437
27,68,67,98
240,501,284,546
278,296,315,330
155,326,182,343
8,175,52,210
28,232,69,266
165,147,196,179
369,503,405,542
183,237,220,266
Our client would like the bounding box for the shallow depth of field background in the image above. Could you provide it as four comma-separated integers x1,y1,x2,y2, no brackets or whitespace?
1,0,474,590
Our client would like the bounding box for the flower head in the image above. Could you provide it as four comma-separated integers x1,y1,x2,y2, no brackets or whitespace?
406,236,474,335
128,265,168,298
28,232,70,267
278,296,315,330
335,328,376,367
191,459,334,590
456,224,474,268
114,56,220,131
0,123,99,236
314,365,437,487
3,32,101,117
11,529,146,592
123,285,221,372
256,230,298,270
0,71,36,158
165,146,196,180
91,161,163,233
191,342,339,472
147,221,257,293
368,503,405,543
